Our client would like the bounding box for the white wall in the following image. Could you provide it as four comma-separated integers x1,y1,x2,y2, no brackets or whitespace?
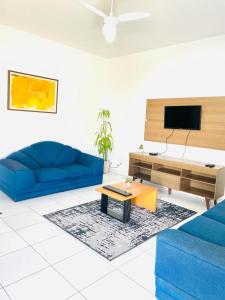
0,25,109,157
107,35,225,174
0,26,224,175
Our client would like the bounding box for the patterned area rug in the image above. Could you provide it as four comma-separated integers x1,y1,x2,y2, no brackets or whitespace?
44,199,196,260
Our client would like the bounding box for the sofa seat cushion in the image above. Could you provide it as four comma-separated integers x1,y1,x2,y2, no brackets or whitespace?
62,164,90,178
203,205,225,225
35,168,67,182
179,215,225,247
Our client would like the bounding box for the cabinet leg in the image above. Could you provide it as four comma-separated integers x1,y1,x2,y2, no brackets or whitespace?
140,179,143,184
214,200,217,206
133,176,137,181
168,188,172,195
205,198,211,210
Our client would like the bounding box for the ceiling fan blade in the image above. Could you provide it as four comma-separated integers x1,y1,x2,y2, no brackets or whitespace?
118,12,150,22
80,0,106,18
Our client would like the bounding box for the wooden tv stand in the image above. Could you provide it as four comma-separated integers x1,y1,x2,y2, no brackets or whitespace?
129,153,225,209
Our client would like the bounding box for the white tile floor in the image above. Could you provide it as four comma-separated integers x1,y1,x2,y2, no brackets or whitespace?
0,173,209,300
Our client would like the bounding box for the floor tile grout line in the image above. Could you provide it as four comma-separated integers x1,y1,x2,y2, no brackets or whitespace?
4,201,134,297
0,202,70,243
49,248,118,293
24,203,67,216
6,224,81,290
78,269,116,293
0,221,52,300
117,268,155,296
49,248,88,266
0,230,67,260
111,246,157,295
65,291,88,300
110,252,145,268
2,219,46,231
30,231,67,246
16,221,64,233
1,286,13,300
0,219,87,260
0,231,78,262
0,180,199,298
0,206,33,218
0,228,63,258
0,224,156,289
49,265,82,294
0,217,80,294
0,245,30,259
0,282,12,300
1,198,157,295
22,199,64,208
3,265,51,289
0,198,65,221
25,190,124,294
77,265,154,298
28,231,65,246
0,230,13,237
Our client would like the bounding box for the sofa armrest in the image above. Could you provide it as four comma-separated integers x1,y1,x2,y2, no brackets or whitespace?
77,153,104,177
155,229,225,299
0,159,36,191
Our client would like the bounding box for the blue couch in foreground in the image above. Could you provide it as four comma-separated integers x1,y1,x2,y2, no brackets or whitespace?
155,200,225,300
0,141,104,201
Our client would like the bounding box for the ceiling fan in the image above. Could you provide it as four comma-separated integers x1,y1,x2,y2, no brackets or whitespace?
80,0,150,43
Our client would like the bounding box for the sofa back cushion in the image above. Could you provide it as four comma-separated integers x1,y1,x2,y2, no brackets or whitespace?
179,215,225,248
7,141,81,169
7,151,41,169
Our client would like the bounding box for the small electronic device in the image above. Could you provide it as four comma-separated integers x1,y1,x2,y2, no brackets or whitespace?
149,152,159,156
103,185,132,196
205,164,215,168
164,105,202,130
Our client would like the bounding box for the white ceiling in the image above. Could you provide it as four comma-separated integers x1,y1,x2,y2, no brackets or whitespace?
0,0,225,58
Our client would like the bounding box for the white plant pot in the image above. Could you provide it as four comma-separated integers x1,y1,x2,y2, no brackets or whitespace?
104,161,110,174
126,182,131,189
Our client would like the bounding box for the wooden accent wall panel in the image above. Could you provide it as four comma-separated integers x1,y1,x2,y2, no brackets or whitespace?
144,97,225,150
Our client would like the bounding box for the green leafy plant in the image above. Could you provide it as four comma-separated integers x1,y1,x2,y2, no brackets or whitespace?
125,176,133,184
95,109,113,161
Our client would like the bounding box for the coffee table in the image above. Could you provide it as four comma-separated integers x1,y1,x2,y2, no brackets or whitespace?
96,182,157,223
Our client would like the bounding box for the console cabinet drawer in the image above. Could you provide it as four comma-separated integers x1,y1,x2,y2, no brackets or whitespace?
151,170,180,190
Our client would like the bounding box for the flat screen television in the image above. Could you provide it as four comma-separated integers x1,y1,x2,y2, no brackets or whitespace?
164,105,202,130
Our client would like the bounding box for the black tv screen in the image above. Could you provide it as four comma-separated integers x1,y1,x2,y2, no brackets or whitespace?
164,106,202,130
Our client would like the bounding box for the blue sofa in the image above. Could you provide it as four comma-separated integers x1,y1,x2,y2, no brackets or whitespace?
155,200,225,300
0,141,104,201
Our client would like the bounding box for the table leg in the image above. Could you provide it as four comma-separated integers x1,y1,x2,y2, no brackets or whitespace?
101,194,108,214
123,200,131,223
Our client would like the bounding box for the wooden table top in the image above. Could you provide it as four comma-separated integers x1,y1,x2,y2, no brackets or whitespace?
96,181,157,202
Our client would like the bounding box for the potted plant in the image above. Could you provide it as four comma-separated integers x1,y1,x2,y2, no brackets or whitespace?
95,109,113,173
125,176,133,189
138,144,144,153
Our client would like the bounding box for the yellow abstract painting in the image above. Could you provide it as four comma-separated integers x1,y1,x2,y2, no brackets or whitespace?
8,71,58,113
